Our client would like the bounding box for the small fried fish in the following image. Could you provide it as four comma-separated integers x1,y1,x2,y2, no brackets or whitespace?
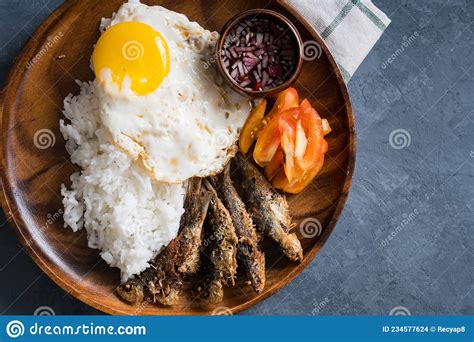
233,153,303,262
197,180,238,304
210,164,265,293
117,178,210,305
204,180,238,285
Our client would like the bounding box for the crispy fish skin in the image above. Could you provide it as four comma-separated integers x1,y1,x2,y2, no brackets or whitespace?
197,180,238,304
116,178,210,305
176,178,209,275
116,279,144,304
195,274,224,305
204,180,238,286
205,279,224,304
233,153,303,262
210,165,266,293
146,240,182,305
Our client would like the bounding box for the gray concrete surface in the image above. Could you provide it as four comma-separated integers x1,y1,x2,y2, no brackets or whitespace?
0,0,472,315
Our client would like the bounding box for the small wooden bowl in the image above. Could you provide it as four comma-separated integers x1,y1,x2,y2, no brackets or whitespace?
216,9,304,98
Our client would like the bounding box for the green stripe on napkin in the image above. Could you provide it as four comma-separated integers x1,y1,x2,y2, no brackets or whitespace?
287,0,391,81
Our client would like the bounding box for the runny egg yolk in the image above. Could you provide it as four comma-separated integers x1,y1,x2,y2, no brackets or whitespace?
92,22,170,96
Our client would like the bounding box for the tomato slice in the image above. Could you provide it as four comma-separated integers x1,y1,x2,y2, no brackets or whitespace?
239,99,267,154
294,119,307,159
253,107,299,166
279,113,297,182
266,87,299,120
299,98,312,113
271,99,330,194
251,93,331,194
264,147,284,180
295,99,325,171
322,118,331,136
272,147,326,194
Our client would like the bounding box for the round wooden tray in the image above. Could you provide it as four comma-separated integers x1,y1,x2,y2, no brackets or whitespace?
0,0,355,315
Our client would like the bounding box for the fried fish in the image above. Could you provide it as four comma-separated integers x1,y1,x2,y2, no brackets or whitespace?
197,180,238,304
117,178,210,305
233,153,303,262
210,165,266,293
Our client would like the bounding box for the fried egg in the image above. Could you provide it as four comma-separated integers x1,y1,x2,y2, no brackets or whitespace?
92,1,251,183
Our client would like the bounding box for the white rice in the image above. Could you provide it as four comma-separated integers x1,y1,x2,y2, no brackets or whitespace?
60,81,186,282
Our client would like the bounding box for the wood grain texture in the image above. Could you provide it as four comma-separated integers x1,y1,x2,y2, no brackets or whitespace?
0,0,355,315
0,90,9,223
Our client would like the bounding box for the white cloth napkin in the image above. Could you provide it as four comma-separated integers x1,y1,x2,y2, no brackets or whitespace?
286,0,391,81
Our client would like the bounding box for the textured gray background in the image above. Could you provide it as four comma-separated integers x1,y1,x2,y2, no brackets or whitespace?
0,0,472,315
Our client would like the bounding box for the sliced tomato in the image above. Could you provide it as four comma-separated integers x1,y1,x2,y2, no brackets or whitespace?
264,147,284,180
322,118,332,136
294,119,307,158
301,99,331,136
251,92,331,194
253,107,299,166
299,98,312,113
294,99,325,171
271,99,330,194
252,111,281,166
266,87,299,120
239,99,267,154
272,148,325,194
279,113,297,182
321,138,328,153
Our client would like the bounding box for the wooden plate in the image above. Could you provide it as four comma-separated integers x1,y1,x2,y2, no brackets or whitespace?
0,0,355,315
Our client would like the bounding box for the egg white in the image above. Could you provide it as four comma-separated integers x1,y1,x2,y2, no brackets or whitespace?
96,1,251,183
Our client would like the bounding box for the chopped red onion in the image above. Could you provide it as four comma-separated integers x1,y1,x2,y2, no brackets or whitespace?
268,65,280,77
237,60,244,77
236,46,255,52
236,24,245,35
262,70,269,87
240,79,251,87
230,47,238,59
221,16,297,91
253,70,261,82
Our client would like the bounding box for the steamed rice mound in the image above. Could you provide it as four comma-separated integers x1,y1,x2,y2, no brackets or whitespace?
60,81,185,282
